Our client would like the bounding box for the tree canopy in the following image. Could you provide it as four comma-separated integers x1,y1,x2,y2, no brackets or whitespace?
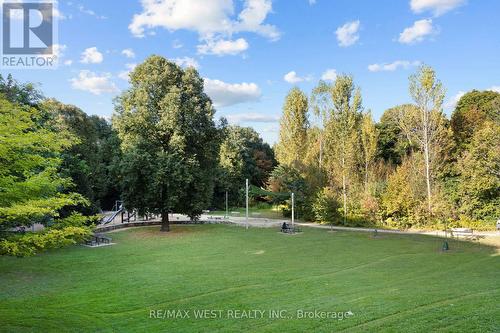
113,55,221,230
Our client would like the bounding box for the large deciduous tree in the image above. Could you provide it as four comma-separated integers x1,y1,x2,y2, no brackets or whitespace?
113,56,220,231
275,88,309,167
316,75,362,221
216,125,275,207
42,99,122,213
0,96,91,256
450,90,499,151
457,122,500,221
360,111,378,191
403,65,446,214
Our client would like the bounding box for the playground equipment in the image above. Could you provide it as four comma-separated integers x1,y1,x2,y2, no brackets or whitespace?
101,201,123,225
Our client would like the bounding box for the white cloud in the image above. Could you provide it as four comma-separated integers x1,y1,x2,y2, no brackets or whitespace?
51,43,66,59
235,0,280,41
398,19,435,44
53,8,67,20
197,38,249,56
118,63,137,81
321,69,337,81
80,47,103,64
368,60,421,72
70,70,118,95
444,91,465,110
410,0,466,16
447,92,466,110
284,71,310,84
308,0,317,4
44,44,71,65
121,48,135,58
173,57,199,69
225,112,279,123
204,78,261,107
78,4,107,19
129,0,279,55
336,20,360,47
488,86,500,93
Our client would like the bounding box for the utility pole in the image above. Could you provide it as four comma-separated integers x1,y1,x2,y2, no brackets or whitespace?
291,192,295,228
225,191,228,219
245,179,249,230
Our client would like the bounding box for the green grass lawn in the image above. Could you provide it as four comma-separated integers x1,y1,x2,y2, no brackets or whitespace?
0,225,499,332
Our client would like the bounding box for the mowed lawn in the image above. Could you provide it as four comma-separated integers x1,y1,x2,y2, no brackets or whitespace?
0,225,499,332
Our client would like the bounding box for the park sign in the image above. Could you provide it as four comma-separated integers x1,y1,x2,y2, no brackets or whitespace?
1,0,58,69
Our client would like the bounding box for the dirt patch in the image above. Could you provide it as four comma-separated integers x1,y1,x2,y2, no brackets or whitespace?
117,225,204,240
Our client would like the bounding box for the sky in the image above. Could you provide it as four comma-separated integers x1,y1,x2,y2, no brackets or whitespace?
2,0,500,144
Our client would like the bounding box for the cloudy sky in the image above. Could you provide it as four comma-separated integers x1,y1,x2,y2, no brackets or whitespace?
5,0,500,143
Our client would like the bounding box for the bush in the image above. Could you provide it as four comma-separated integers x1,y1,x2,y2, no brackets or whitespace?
312,187,342,225
0,226,92,257
450,215,496,231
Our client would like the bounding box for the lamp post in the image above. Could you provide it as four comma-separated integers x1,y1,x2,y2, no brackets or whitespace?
225,191,228,219
291,192,295,228
245,179,249,230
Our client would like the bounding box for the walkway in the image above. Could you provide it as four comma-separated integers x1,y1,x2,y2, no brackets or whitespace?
97,212,499,238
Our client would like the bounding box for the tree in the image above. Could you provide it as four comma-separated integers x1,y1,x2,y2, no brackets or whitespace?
360,111,378,191
275,88,309,167
216,125,275,207
0,96,91,256
113,56,220,231
267,164,309,218
42,99,122,212
312,187,342,226
316,75,363,221
382,154,427,229
404,65,446,213
376,106,415,166
0,73,42,106
450,90,500,151
457,122,500,221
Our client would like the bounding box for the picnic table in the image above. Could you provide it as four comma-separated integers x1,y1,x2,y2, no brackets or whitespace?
281,223,301,234
450,228,482,241
85,233,112,246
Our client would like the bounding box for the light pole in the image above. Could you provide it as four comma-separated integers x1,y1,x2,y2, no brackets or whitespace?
225,191,228,219
245,179,249,229
291,192,295,228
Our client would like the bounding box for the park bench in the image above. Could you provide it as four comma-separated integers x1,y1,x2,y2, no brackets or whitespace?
281,223,301,234
450,228,481,241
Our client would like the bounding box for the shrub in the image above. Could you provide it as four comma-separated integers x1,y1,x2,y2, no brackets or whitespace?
0,226,92,257
312,187,342,225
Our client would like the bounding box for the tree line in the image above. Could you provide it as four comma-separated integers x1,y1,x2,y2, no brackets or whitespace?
0,57,498,255
0,56,275,254
272,66,499,230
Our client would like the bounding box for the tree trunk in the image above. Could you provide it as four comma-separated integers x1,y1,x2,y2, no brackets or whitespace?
161,209,170,232
424,143,432,214
342,156,347,224
422,106,432,214
364,160,369,192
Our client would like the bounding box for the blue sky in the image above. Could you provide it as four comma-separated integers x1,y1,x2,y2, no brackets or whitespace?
3,0,500,143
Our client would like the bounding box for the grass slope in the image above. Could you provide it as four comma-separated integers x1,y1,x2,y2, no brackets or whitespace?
0,225,498,332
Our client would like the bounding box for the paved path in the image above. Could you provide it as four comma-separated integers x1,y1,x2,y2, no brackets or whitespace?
99,212,499,238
